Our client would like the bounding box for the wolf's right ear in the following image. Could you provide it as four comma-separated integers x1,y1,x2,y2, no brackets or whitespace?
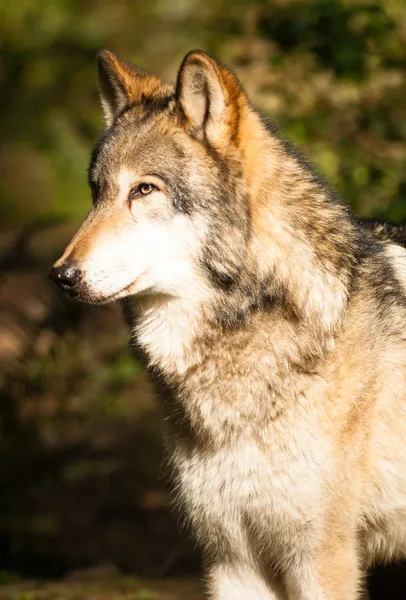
176,50,245,147
97,50,164,126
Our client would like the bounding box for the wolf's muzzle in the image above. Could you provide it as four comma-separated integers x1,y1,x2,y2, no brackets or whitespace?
49,263,82,291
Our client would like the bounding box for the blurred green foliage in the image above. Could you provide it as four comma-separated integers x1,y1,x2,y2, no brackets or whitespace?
1,0,405,226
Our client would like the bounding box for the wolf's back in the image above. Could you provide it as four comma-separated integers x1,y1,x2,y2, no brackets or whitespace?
359,220,406,248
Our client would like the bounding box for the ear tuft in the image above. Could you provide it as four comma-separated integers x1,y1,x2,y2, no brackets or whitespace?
176,50,244,146
97,50,167,127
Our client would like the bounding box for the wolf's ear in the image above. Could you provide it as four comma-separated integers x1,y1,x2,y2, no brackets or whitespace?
176,50,244,146
97,50,164,126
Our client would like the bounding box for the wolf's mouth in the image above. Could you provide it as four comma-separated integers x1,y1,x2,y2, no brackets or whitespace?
63,276,145,305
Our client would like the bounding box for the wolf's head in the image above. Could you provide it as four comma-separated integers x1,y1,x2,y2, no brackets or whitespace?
50,50,261,306
51,50,356,338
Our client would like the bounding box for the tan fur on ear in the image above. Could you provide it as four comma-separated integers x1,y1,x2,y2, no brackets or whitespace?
97,50,167,126
176,50,245,147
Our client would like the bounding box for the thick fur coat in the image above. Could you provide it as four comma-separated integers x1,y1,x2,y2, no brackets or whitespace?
50,50,406,600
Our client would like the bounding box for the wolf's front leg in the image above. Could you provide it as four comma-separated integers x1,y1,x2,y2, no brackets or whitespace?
207,561,285,600
284,533,362,600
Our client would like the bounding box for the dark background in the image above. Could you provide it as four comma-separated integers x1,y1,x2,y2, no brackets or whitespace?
0,0,405,598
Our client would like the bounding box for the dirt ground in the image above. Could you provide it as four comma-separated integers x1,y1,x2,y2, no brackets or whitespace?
0,570,203,600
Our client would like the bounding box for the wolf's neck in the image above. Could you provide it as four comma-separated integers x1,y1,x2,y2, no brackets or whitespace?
126,291,332,446
126,286,331,385
126,293,209,378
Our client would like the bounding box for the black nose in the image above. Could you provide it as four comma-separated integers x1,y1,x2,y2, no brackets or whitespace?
49,263,82,290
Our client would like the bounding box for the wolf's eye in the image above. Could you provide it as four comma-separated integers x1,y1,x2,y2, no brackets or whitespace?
128,183,157,201
139,183,156,195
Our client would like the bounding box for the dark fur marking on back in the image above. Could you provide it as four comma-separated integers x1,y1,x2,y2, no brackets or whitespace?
359,219,406,248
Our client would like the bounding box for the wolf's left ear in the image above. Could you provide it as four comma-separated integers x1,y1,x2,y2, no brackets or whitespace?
176,50,244,147
97,50,164,126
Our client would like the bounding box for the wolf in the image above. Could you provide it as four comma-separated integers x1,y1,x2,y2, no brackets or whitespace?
50,50,406,599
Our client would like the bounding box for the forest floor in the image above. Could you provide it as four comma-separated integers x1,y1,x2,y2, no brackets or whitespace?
0,570,203,600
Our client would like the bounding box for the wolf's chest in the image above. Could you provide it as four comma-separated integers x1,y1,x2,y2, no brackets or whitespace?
172,436,326,552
